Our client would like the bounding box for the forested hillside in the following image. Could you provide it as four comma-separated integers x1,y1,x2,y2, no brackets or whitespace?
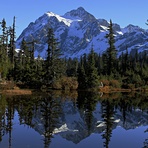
0,18,148,91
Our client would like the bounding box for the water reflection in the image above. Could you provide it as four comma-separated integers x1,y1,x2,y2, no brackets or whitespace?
143,128,148,148
0,91,147,148
40,95,61,148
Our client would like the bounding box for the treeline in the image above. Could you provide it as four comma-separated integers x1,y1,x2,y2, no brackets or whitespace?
0,18,148,90
0,17,15,80
74,20,148,89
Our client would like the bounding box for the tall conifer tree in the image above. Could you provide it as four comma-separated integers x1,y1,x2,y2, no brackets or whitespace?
105,20,117,76
77,55,87,89
44,28,64,86
86,46,99,88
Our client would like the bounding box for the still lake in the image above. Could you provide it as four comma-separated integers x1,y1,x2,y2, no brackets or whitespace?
0,91,147,148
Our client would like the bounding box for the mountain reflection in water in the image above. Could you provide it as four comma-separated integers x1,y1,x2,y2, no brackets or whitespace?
0,91,147,148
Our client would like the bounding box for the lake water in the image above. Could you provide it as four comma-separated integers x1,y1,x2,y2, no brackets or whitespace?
0,91,147,148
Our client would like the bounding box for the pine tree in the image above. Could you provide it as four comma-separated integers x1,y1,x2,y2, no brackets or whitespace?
105,20,117,76
44,28,64,86
102,53,108,75
77,55,87,89
35,54,44,83
0,19,11,79
9,17,16,66
86,47,99,88
6,17,17,80
66,57,78,77
13,50,23,81
20,39,30,83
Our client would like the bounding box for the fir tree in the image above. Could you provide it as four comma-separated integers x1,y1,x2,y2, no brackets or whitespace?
44,28,64,86
86,46,99,88
105,20,117,76
8,17,16,66
77,55,87,89
0,19,10,79
66,57,78,77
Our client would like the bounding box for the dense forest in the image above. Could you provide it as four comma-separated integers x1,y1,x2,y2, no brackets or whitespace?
0,18,148,90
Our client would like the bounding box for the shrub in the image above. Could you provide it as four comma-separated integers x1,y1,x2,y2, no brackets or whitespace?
109,80,121,88
52,76,78,90
99,79,121,88
127,83,135,90
100,79,110,86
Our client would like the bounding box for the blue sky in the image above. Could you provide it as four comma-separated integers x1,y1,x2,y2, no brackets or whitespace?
1,0,148,37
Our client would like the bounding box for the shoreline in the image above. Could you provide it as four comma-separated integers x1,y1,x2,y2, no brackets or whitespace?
1,89,32,95
99,86,148,93
0,87,148,96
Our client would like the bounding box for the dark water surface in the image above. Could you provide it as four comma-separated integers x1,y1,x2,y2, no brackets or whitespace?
0,91,147,148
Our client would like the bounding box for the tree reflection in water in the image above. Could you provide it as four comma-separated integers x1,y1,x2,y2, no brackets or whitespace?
101,99,115,148
77,92,148,148
0,95,7,143
0,93,62,148
0,95,15,148
40,94,61,148
6,98,15,148
16,93,62,148
143,128,148,148
0,91,147,148
77,91,99,134
77,91,115,147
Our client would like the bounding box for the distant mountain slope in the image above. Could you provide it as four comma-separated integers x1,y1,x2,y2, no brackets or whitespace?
16,7,148,58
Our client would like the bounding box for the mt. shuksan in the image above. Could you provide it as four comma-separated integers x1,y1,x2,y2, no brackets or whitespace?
16,7,148,58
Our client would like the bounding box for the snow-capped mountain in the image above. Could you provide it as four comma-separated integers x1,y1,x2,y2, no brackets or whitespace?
16,7,148,58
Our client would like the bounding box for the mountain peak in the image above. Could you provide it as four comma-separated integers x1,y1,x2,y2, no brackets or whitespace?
16,7,148,59
122,24,144,33
76,6,86,12
64,7,87,16
63,7,95,21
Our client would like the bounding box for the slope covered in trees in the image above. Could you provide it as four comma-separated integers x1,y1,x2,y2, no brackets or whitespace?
0,18,148,91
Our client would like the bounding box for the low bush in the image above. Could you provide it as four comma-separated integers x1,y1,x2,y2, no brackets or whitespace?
52,76,78,90
100,79,110,86
127,83,135,90
99,79,121,88
109,80,121,88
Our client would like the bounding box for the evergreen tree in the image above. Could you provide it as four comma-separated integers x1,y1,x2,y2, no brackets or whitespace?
13,49,23,81
86,47,99,88
20,39,31,83
66,58,78,77
96,53,102,75
105,20,117,76
44,28,64,86
8,17,16,66
35,54,44,84
102,52,108,75
7,17,16,80
77,55,87,89
119,48,128,76
0,19,11,79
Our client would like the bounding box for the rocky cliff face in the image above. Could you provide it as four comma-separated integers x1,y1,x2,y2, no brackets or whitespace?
16,7,148,58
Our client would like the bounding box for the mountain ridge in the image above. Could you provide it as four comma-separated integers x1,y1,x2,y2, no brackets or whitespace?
16,7,148,58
